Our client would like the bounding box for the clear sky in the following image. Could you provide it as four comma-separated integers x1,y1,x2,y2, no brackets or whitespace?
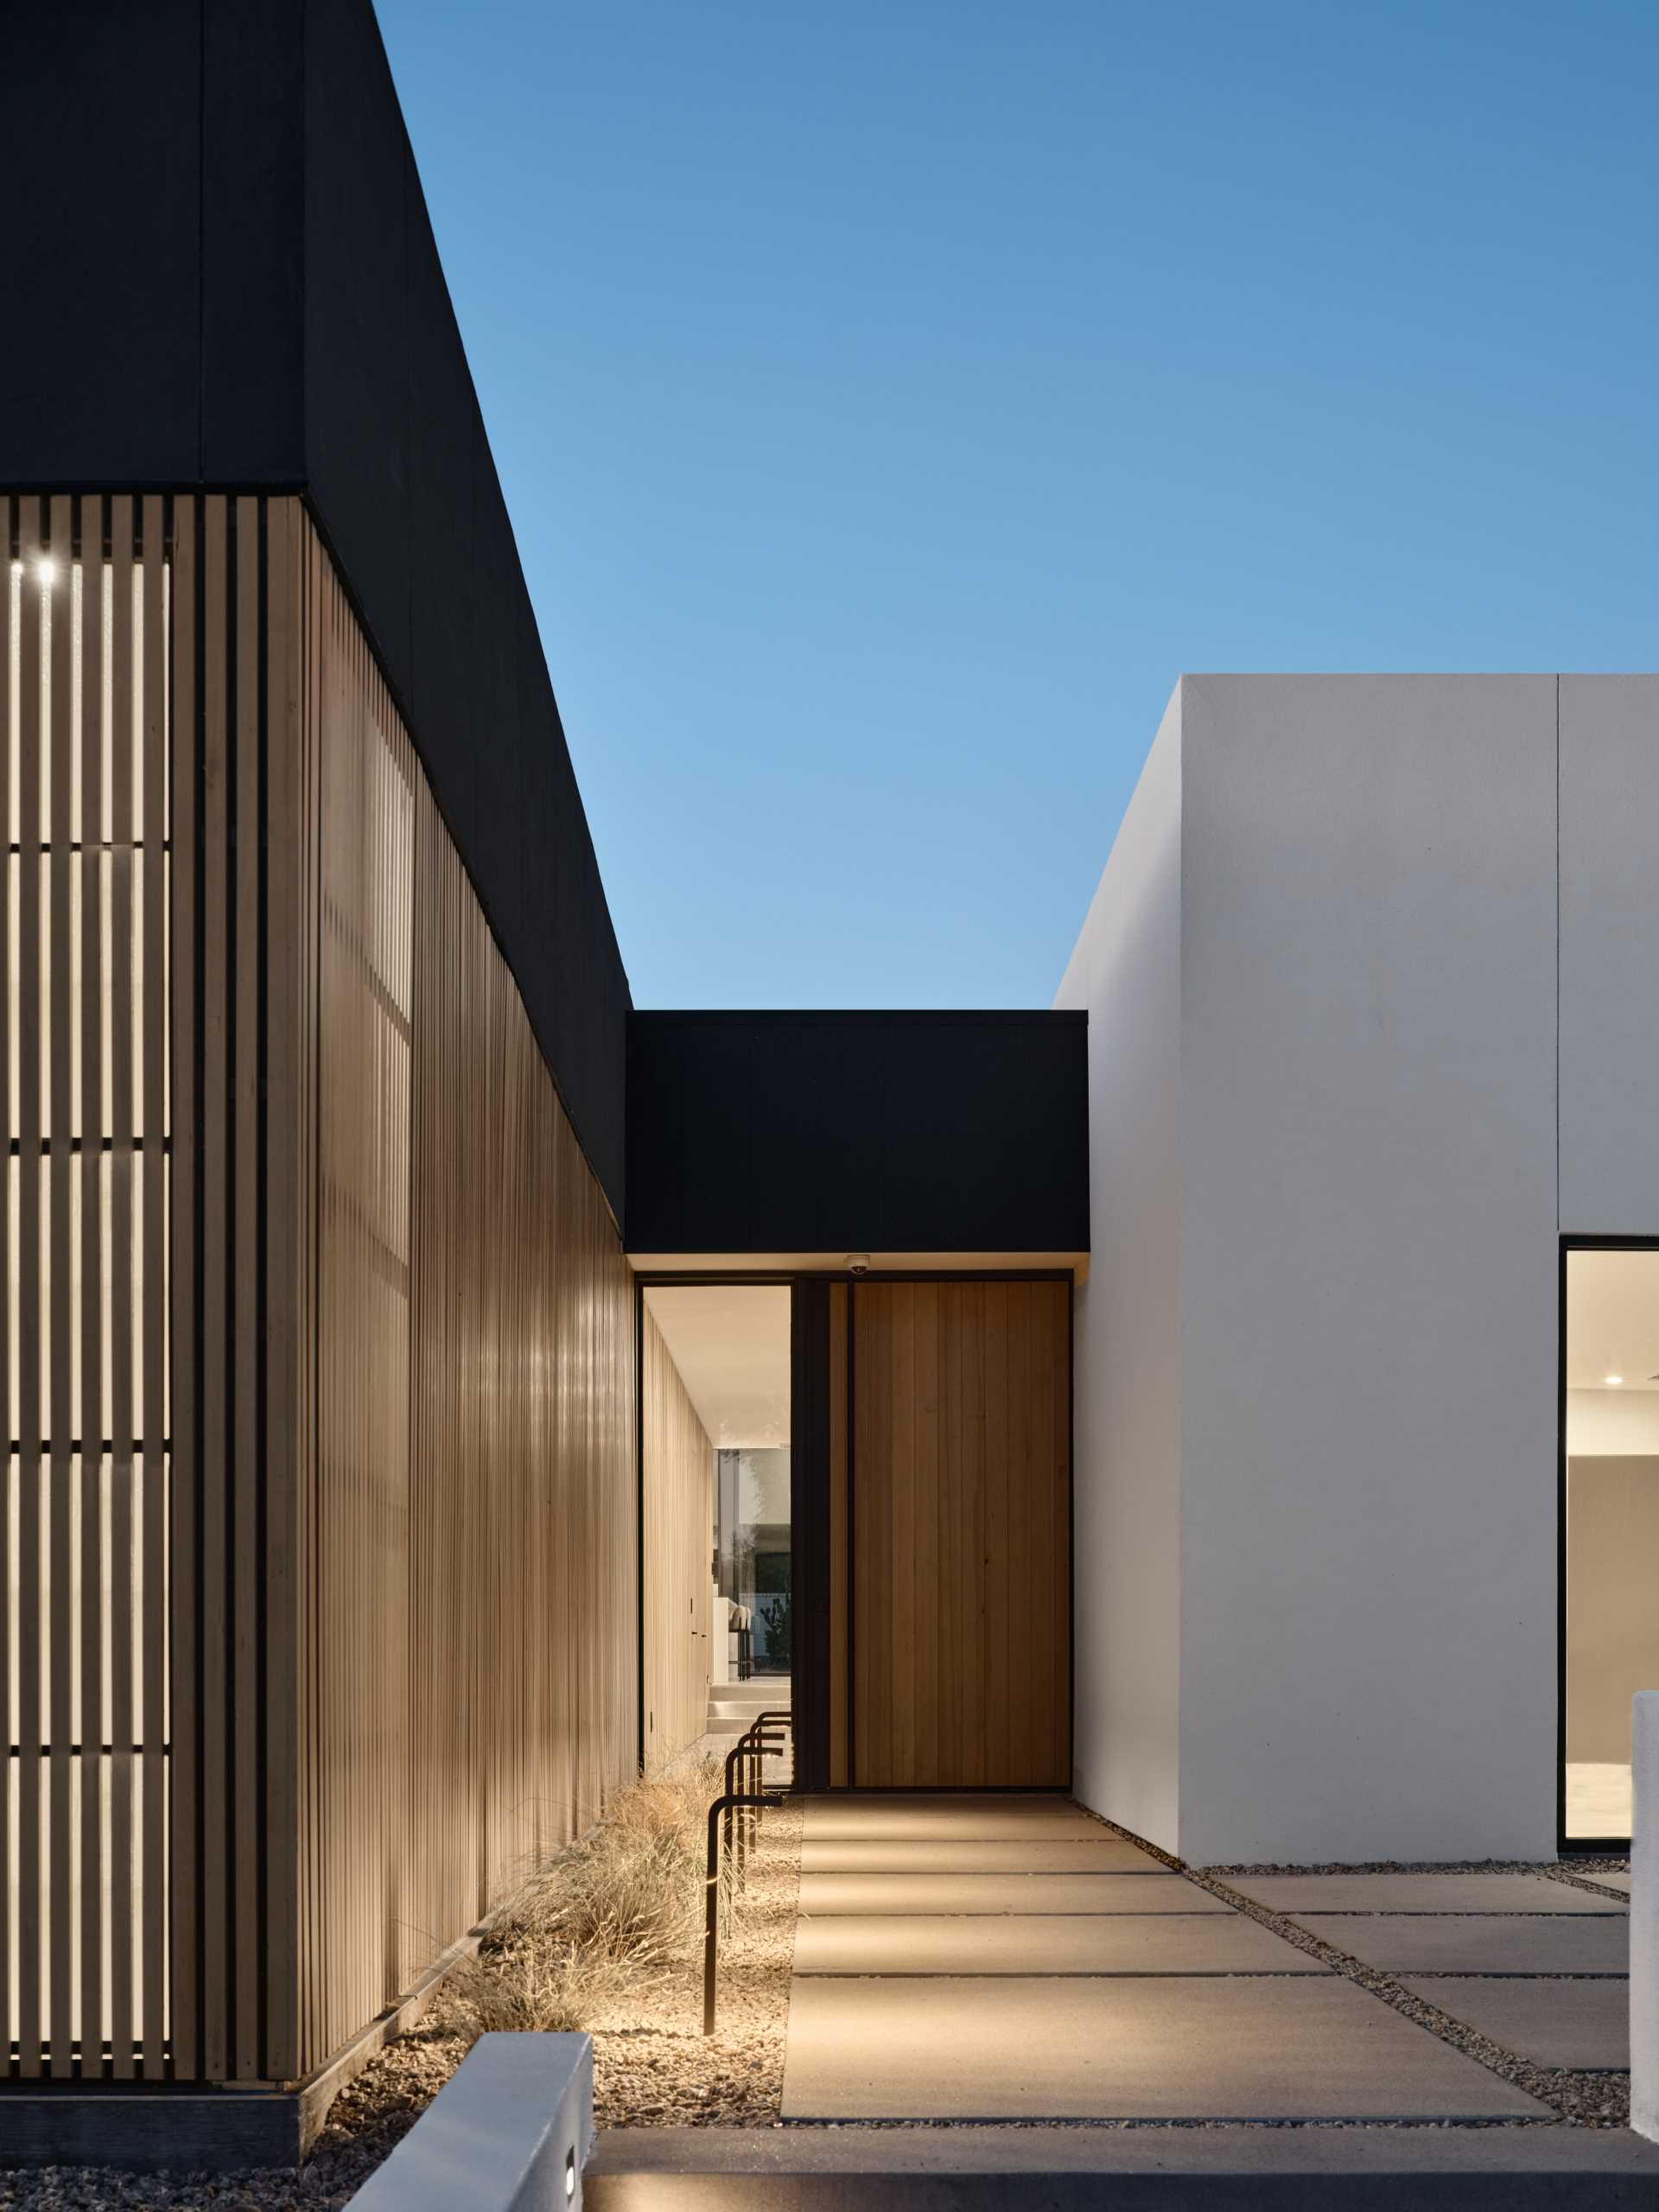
376,0,1656,1010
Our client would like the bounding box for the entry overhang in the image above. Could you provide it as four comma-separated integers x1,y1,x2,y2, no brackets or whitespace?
625,1010,1090,1259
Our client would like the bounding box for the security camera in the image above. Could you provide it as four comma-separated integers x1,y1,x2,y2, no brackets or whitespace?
846,1254,872,1276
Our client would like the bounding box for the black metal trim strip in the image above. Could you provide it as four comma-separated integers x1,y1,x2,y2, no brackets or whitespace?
632,1273,645,1774
846,1279,856,1789
791,1279,830,1794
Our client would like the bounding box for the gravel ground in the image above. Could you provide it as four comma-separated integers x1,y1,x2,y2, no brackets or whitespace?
0,1790,803,2209
1086,1814,1634,2130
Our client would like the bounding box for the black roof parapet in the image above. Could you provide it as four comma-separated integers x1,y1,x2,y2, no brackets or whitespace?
626,1011,1090,1255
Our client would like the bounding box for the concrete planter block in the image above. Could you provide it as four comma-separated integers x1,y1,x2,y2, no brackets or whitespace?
347,2033,594,2211
1634,1694,1659,2143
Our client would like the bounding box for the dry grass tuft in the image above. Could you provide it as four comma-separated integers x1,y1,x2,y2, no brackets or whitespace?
437,1753,724,2045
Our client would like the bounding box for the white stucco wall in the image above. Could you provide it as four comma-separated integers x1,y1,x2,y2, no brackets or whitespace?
1176,676,1559,1863
1559,676,1659,1234
1054,690,1183,1853
1060,673,1641,1863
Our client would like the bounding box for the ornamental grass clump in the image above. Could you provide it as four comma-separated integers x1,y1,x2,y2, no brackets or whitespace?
439,1755,723,2044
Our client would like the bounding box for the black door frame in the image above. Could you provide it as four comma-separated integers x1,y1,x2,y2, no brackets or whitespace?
1558,1234,1659,1855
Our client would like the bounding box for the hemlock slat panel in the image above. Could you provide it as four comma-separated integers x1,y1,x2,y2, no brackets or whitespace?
171,490,284,2082
828,1282,849,1787
641,1307,712,1773
850,1279,1071,1789
311,543,416,2056
3,495,172,2079
5,490,639,2092
302,515,637,2074
168,497,200,2080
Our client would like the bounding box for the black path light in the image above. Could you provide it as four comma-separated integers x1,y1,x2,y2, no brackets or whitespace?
706,1709,796,2032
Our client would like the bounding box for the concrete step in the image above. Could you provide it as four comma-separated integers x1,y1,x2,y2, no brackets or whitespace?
705,1688,792,1734
587,2126,1659,2209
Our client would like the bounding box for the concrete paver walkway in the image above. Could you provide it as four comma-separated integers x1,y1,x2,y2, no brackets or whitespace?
1229,1871,1619,1914
1401,1978,1629,2069
779,1795,1623,2122
1295,1912,1630,1974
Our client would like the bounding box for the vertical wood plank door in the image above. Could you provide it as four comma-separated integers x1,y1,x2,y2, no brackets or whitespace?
851,1280,1071,1789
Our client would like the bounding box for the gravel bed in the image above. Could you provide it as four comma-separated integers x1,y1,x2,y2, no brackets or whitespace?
0,1790,803,2209
1084,1814,1632,2129
586,1795,801,2127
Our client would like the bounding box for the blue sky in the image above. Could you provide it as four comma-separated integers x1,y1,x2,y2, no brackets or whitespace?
377,0,1657,1009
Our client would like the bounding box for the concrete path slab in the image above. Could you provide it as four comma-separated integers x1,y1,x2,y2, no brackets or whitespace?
800,1838,1166,1874
791,1911,1330,1975
798,1872,1229,1916
779,1975,1548,2120
1306,1914,1630,1974
803,1795,1103,1840
1226,1872,1626,1915
1402,1976,1630,2069
588,2125,1659,2210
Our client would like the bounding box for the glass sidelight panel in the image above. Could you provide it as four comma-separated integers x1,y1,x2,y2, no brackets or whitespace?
639,1284,791,1772
1564,1247,1659,1843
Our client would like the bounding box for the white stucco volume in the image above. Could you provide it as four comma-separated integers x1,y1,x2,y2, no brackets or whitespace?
1058,673,1659,1865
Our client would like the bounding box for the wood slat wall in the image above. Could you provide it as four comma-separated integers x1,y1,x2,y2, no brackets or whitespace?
296,515,638,2075
850,1279,1071,1789
3,494,171,2080
306,538,417,2061
162,493,312,2083
640,1306,713,1773
6,492,639,2090
828,1282,849,1788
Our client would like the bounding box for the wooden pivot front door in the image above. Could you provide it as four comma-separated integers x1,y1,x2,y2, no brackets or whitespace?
850,1279,1071,1787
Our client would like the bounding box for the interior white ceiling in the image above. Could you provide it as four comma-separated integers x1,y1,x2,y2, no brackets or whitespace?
644,1284,791,1447
1567,1249,1659,1390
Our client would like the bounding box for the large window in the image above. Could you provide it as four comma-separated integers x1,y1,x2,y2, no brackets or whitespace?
1564,1246,1659,1844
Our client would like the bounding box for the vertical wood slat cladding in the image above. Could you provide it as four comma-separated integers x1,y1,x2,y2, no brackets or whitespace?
168,493,307,2082
828,1283,849,1788
6,491,638,2089
301,516,638,2074
3,495,172,2078
641,1307,713,1773
850,1280,1071,1789
310,541,416,2057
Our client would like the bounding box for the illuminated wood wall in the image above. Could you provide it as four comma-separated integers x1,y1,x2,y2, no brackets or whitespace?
641,1307,713,1772
3,492,638,2087
3,495,172,2081
285,511,639,2077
